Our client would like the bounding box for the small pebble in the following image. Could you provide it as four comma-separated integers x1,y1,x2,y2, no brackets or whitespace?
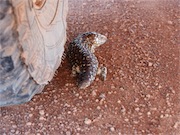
92,90,97,97
110,127,115,132
147,112,151,116
135,107,140,111
84,118,92,125
119,87,125,91
167,20,173,25
124,118,129,122
39,110,45,115
113,18,118,23
77,127,81,131
117,100,121,104
99,93,106,99
12,125,17,128
173,122,180,129
39,116,46,120
66,131,71,135
26,122,32,126
29,114,33,117
148,62,153,67
10,129,15,133
103,26,108,30
111,85,115,89
15,131,20,134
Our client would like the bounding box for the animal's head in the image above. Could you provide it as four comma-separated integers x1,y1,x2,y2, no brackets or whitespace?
78,32,107,51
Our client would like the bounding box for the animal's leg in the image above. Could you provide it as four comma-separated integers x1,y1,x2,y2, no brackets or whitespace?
97,65,107,81
71,65,80,77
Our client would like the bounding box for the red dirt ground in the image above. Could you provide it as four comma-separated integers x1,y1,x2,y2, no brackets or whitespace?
1,0,179,135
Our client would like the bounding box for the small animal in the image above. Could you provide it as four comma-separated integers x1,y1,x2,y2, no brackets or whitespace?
67,32,107,89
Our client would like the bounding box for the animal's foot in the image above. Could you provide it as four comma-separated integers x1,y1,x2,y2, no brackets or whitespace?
97,65,107,81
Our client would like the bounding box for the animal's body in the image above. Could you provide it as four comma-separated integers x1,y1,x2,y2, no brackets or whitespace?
67,32,107,89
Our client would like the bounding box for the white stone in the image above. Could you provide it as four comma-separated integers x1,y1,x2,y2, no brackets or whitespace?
26,122,32,126
39,110,45,115
84,118,92,125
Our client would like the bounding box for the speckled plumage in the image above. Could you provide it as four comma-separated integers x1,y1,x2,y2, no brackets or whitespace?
67,32,107,89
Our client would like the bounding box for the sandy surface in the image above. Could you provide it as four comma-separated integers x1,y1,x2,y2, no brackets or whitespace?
1,0,180,134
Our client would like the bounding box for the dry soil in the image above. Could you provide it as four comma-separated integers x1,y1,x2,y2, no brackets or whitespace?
0,0,180,135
